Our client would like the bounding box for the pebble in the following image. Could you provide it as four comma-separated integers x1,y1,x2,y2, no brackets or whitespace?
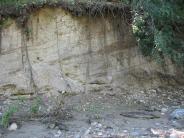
161,108,168,114
97,123,102,128
8,123,18,131
123,130,128,133
91,122,98,126
55,126,59,130
155,122,161,126
58,124,68,131
54,130,62,137
48,123,55,129
98,132,103,136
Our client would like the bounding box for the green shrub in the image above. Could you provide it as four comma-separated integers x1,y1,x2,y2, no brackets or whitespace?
130,0,184,65
30,97,42,114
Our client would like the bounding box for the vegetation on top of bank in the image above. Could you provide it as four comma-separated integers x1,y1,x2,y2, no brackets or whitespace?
130,0,184,65
0,0,131,27
0,0,130,18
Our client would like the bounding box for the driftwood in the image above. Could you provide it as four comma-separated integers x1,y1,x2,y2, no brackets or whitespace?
120,111,160,119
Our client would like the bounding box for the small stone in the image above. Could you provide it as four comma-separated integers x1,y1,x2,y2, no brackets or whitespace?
97,123,102,128
105,126,113,130
155,123,161,126
58,124,68,131
107,93,115,96
54,130,62,137
150,89,157,93
123,130,128,133
91,122,98,126
84,127,91,135
48,123,55,129
98,132,103,136
140,91,144,94
140,100,145,103
8,123,18,131
61,91,67,94
55,126,59,130
161,108,168,113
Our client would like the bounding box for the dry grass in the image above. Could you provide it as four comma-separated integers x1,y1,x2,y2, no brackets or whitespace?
0,0,131,27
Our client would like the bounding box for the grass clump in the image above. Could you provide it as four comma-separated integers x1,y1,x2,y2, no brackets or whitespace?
1,105,18,128
0,96,43,128
30,97,42,114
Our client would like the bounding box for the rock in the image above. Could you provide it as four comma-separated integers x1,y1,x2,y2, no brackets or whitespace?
91,122,98,126
105,126,113,130
161,108,168,113
123,130,128,133
48,123,56,129
54,130,62,137
83,127,91,136
170,109,184,120
155,122,161,126
97,123,102,128
8,123,18,131
150,128,167,136
97,132,103,136
55,126,59,130
120,111,160,119
58,124,68,131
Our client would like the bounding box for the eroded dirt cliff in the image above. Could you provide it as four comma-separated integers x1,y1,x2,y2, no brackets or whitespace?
0,7,183,98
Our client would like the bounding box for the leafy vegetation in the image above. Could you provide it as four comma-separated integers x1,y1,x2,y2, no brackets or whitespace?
0,0,48,5
0,96,43,128
129,0,184,65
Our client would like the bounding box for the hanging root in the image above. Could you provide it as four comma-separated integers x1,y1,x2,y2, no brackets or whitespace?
0,0,132,28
